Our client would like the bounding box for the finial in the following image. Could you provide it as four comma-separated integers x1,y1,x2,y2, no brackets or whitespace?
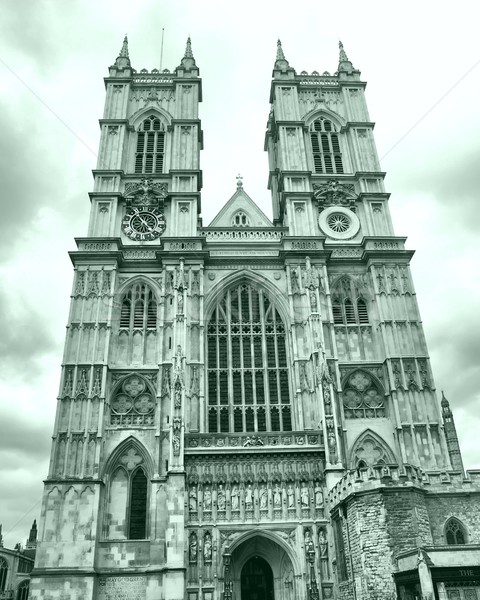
441,390,449,406
276,39,285,61
119,35,129,58
274,39,290,70
339,40,349,63
236,174,243,189
113,34,131,70
184,36,193,58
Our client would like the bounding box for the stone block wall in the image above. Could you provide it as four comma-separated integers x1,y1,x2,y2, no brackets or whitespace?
426,493,480,545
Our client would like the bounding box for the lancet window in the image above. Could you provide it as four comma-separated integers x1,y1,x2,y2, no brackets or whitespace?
134,115,166,174
310,117,344,175
343,372,385,419
105,445,150,540
207,283,292,433
445,518,467,545
16,581,29,600
331,278,369,325
0,558,7,592
120,283,157,331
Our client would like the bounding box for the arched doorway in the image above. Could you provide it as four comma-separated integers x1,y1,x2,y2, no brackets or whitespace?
241,556,274,600
227,533,299,600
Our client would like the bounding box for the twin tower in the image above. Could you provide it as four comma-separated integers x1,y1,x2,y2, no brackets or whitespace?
30,37,480,600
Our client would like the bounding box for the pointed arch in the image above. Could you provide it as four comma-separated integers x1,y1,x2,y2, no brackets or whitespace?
330,276,371,325
304,107,347,130
102,436,152,541
129,106,172,130
102,435,154,480
0,557,8,592
444,517,467,545
205,272,293,434
109,372,157,427
349,429,396,468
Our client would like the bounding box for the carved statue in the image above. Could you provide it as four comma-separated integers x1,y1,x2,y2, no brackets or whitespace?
304,529,314,553
314,483,323,508
245,484,253,507
318,528,328,558
301,484,310,508
203,487,212,511
189,532,198,563
231,485,239,511
217,485,226,511
273,484,282,507
259,485,268,509
287,485,295,508
189,487,197,512
204,532,212,562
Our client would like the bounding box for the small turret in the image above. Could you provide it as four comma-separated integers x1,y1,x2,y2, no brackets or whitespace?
272,39,295,78
441,391,465,473
109,35,133,76
176,36,199,74
337,40,359,77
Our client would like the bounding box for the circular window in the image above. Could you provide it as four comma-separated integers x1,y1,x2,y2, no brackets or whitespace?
318,206,360,240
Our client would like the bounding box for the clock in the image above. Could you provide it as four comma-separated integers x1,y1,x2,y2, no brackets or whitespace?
122,207,166,241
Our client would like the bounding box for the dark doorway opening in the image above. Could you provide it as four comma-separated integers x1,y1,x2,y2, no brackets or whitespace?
241,555,274,600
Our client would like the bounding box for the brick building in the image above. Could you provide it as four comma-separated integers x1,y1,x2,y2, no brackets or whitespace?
29,38,480,600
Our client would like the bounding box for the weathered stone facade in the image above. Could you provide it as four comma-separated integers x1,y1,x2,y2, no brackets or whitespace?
29,37,480,600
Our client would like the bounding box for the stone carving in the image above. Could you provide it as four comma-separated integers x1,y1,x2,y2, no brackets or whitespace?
86,271,100,297
124,178,168,208
63,370,73,397
111,375,155,426
314,482,323,508
313,180,357,212
191,271,200,295
203,486,212,511
245,484,253,507
189,531,198,563
76,368,89,396
287,485,295,508
230,485,240,511
189,487,197,512
318,527,328,557
273,484,282,507
217,485,226,511
74,272,85,296
204,531,212,563
92,368,102,396
301,484,310,508
299,362,311,392
243,435,264,447
290,267,300,293
120,448,142,470
162,366,171,397
259,485,268,509
176,259,186,291
173,417,181,456
304,528,314,553
303,257,320,290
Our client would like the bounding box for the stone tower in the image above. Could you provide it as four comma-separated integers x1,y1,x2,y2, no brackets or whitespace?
31,38,480,600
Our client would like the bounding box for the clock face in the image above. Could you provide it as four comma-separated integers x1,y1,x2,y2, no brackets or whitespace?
122,207,166,241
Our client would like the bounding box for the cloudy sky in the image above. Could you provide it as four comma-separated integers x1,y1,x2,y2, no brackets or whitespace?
1,0,479,548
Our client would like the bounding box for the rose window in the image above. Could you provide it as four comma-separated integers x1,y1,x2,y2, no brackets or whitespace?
342,371,385,418
111,375,155,426
327,213,350,233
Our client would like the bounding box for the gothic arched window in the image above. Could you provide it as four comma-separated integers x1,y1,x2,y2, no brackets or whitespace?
115,282,158,365
0,558,8,592
445,518,467,545
134,115,166,174
105,443,150,540
120,283,157,331
343,371,385,418
207,283,292,433
16,581,29,600
331,278,369,325
310,117,344,175
232,211,249,227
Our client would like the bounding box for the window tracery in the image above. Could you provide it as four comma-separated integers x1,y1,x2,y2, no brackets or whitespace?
310,117,344,174
232,211,250,227
331,277,369,325
207,283,292,433
0,558,7,592
343,371,385,418
445,518,467,545
134,115,165,174
105,444,150,540
110,374,155,426
16,580,29,600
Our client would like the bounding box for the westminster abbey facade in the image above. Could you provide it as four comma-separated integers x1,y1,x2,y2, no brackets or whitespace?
29,38,480,600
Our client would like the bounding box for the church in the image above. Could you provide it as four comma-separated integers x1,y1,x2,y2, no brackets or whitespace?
28,37,480,600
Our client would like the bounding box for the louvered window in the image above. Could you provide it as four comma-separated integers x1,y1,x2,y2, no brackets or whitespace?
135,116,166,174
207,284,292,433
310,118,344,174
331,278,369,325
119,284,157,331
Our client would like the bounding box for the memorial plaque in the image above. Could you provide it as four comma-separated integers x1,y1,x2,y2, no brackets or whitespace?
98,576,146,600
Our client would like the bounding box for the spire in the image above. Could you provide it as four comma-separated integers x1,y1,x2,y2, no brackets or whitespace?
28,519,38,544
441,391,465,473
274,38,291,71
338,40,349,63
119,34,129,58
184,36,193,58
178,36,197,71
112,34,131,71
337,40,355,73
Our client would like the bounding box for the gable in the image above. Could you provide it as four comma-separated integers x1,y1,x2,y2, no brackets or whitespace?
208,188,273,228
